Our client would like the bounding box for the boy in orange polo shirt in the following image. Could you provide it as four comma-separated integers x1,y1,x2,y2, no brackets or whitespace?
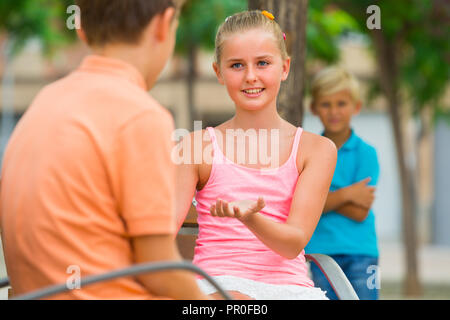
0,0,209,300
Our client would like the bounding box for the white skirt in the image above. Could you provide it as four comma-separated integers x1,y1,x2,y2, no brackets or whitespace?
197,275,329,300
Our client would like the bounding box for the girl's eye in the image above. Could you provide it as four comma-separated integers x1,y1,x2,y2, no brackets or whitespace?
258,61,269,66
231,63,243,69
338,101,347,107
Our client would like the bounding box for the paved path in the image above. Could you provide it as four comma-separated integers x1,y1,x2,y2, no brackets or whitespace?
379,242,450,285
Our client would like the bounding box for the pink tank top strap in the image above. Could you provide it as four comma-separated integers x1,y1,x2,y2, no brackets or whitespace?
206,127,216,143
206,126,219,157
288,127,303,165
207,126,226,165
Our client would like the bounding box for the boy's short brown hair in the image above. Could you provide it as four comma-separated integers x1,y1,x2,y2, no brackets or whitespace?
75,0,182,47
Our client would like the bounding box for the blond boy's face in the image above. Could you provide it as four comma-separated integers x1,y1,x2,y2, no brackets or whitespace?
311,89,361,134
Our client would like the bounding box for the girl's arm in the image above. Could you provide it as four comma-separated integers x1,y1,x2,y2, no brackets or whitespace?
211,133,337,259
174,132,199,233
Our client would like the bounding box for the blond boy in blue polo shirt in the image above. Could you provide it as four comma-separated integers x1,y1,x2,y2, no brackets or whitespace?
305,66,380,300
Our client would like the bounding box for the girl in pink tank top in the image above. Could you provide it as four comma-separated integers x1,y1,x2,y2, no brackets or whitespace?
175,10,337,300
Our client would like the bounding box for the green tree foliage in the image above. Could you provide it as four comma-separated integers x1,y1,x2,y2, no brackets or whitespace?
0,0,76,56
175,0,247,55
398,2,449,120
311,0,449,119
306,1,360,63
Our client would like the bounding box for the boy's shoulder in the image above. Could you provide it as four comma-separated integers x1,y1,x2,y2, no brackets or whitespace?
69,65,172,120
37,69,174,139
351,131,377,157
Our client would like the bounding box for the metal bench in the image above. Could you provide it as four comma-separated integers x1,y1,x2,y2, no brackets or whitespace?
0,205,358,300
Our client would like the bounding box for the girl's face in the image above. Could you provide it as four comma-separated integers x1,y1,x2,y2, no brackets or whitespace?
213,28,290,112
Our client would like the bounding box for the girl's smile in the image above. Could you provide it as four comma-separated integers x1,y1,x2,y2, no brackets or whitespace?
242,87,265,97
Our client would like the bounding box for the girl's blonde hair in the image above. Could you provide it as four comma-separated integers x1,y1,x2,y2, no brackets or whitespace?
214,10,288,65
310,66,361,104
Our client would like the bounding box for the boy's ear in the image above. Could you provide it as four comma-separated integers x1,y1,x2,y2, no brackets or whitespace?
153,7,176,42
281,57,291,81
353,100,362,115
76,26,88,44
212,62,224,85
310,101,318,115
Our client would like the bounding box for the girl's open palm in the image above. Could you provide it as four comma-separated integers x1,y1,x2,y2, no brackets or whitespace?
210,198,265,222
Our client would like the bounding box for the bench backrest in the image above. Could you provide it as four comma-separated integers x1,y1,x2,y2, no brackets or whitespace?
176,204,199,260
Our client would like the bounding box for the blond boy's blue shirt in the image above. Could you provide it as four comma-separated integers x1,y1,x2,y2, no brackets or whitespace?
305,129,380,257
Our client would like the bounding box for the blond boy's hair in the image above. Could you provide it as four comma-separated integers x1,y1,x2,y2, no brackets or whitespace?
310,66,361,104
214,10,288,65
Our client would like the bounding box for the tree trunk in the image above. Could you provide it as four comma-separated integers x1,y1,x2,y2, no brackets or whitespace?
371,29,422,297
416,107,434,244
248,0,308,126
186,41,198,131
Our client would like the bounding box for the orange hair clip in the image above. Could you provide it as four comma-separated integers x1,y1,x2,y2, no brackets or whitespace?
261,10,275,20
261,10,286,41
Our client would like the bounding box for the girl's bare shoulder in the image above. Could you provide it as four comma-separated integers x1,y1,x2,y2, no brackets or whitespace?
300,130,335,150
177,129,213,164
297,130,337,172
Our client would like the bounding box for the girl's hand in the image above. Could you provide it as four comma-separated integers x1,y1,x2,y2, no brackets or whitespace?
209,198,265,222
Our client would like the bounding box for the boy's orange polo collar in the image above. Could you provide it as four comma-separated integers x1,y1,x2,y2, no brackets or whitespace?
78,55,147,90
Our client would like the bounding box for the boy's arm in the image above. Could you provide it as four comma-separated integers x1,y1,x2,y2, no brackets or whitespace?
115,111,209,300
331,145,380,222
323,178,374,222
322,188,351,213
334,203,371,222
132,234,209,300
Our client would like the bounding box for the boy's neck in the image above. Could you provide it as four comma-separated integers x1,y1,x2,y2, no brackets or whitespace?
92,44,157,90
324,127,352,149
